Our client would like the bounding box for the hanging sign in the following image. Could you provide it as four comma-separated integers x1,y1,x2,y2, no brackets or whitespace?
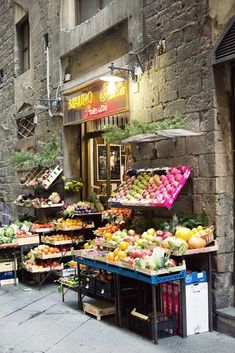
63,80,129,125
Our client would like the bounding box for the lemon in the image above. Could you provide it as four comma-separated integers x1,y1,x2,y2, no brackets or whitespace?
197,226,203,231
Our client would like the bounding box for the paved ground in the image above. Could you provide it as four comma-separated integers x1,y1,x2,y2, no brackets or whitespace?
0,283,235,353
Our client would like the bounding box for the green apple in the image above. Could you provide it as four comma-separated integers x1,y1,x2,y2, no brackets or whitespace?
147,228,155,236
141,231,148,239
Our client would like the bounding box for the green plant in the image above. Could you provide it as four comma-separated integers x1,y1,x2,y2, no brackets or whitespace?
11,134,61,168
102,115,185,143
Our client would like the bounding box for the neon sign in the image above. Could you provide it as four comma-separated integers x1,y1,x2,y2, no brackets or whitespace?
64,80,129,125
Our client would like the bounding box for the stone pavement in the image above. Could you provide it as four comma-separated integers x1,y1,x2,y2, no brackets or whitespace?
0,283,235,353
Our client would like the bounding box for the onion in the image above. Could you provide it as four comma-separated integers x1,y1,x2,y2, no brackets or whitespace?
188,236,206,249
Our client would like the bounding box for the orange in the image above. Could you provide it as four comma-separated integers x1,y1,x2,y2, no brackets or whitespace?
114,255,119,262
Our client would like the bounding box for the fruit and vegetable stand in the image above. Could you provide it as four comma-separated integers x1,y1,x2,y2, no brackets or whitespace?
73,254,186,344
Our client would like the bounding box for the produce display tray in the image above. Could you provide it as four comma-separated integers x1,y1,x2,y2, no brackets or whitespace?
135,263,186,276
16,236,40,246
30,228,55,233
94,240,116,249
22,263,64,273
35,251,72,259
57,223,94,231
39,165,63,190
108,166,191,210
173,241,218,256
69,212,102,217
15,203,64,208
73,257,186,285
41,237,73,245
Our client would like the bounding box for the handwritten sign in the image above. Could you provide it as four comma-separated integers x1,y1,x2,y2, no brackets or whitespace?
63,80,129,125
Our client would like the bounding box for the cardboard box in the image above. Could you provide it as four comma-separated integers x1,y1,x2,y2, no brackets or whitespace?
185,271,207,285
186,282,209,335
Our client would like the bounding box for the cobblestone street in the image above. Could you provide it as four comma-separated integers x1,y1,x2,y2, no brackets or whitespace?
0,284,234,353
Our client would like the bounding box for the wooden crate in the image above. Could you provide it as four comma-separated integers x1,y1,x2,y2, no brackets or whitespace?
16,236,40,246
0,278,18,286
83,300,115,320
0,260,17,272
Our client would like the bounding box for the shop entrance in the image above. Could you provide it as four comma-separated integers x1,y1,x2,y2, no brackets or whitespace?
81,116,130,202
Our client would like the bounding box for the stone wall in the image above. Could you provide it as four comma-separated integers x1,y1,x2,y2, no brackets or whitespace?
129,0,234,309
0,1,16,206
0,0,63,220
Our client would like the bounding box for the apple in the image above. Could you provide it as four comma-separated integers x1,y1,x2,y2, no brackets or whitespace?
172,180,179,188
141,231,148,239
155,230,164,236
175,174,183,181
171,167,180,175
154,236,163,245
134,235,140,242
147,228,155,236
128,229,135,236
146,234,154,242
163,231,173,239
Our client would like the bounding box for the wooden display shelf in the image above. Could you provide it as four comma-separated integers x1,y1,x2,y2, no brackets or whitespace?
30,228,55,233
56,222,95,231
22,263,64,273
16,236,40,246
15,203,64,209
41,236,73,246
35,251,72,259
173,241,218,256
0,242,19,249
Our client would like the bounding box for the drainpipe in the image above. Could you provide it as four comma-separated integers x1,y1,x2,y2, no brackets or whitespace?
46,46,53,117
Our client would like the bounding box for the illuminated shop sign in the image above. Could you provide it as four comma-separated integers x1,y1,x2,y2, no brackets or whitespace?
63,80,129,125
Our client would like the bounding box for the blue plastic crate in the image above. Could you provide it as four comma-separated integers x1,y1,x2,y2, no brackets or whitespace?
185,271,207,285
0,271,14,280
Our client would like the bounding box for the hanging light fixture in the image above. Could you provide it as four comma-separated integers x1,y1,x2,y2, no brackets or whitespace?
100,62,144,83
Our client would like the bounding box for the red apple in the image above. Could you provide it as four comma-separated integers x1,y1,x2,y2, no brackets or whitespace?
163,231,173,239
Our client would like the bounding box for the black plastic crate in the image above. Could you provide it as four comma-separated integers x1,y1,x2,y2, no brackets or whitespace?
128,310,176,339
96,278,114,299
80,269,98,293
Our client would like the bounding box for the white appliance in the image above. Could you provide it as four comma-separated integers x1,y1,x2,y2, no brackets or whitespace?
186,282,209,335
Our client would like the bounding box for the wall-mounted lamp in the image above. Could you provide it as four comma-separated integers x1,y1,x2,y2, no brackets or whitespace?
100,62,144,83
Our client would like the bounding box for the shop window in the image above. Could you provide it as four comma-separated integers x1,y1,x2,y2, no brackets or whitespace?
17,115,35,140
76,0,113,25
16,16,30,74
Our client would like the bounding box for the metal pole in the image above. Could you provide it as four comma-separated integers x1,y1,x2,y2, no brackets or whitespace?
106,143,111,200
208,253,213,331
77,263,82,310
180,277,187,337
151,285,158,344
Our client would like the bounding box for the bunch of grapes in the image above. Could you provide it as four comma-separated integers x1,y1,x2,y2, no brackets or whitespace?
62,176,83,192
